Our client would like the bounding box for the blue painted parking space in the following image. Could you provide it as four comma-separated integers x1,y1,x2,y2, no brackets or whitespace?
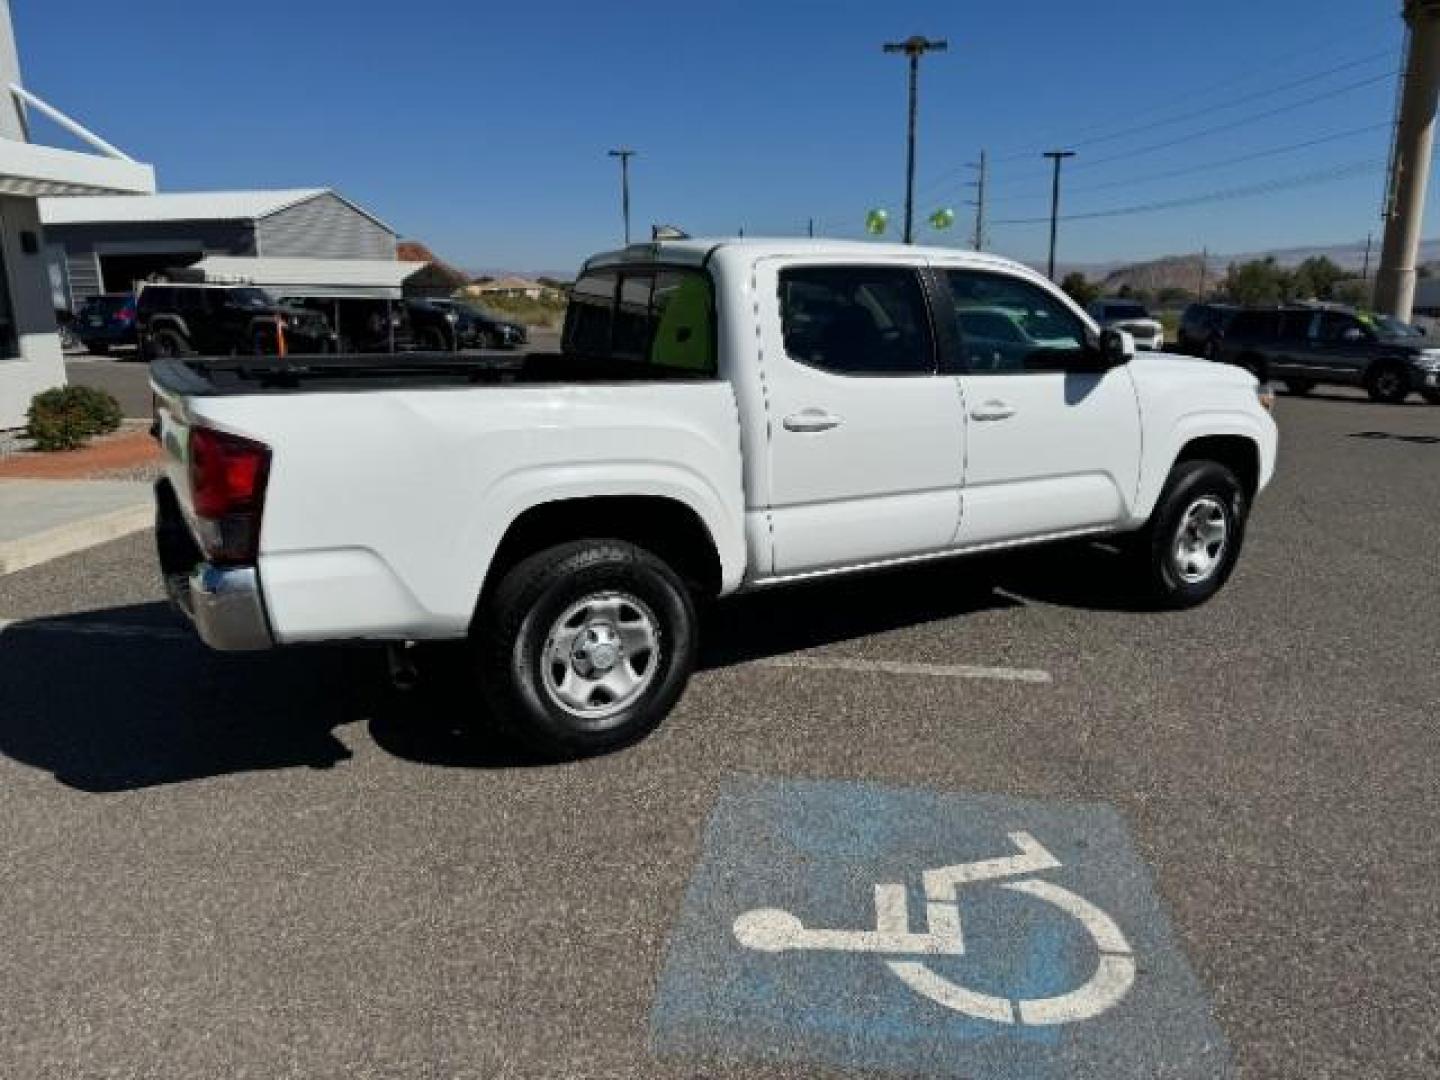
652,777,1230,1078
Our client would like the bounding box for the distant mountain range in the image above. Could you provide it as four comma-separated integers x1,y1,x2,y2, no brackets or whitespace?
1047,238,1440,294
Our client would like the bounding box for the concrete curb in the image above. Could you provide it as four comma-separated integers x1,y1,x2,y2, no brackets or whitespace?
0,502,152,576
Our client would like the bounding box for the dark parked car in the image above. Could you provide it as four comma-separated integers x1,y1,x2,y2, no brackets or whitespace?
74,293,138,355
279,296,413,353
137,284,332,359
405,299,462,351
1177,302,1239,358
1215,306,1440,404
428,298,527,349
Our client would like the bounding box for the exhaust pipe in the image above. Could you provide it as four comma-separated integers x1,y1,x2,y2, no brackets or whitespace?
386,642,420,692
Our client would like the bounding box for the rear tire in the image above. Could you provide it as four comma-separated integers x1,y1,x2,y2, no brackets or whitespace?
1282,378,1313,395
475,540,698,759
1421,388,1440,406
1366,363,1410,404
1129,460,1248,609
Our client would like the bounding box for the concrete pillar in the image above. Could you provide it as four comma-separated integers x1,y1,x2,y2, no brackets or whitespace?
1375,0,1440,321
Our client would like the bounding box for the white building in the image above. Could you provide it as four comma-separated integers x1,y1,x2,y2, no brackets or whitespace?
0,1,154,427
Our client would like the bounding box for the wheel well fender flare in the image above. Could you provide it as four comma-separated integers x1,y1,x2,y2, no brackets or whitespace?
461,469,745,616
1136,415,1272,522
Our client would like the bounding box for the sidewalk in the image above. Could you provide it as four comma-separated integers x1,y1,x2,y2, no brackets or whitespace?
0,479,152,575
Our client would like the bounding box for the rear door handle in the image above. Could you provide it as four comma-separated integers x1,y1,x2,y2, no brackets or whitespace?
783,409,843,433
970,400,1016,421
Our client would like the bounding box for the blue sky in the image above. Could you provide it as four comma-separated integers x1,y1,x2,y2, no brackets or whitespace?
13,0,1417,273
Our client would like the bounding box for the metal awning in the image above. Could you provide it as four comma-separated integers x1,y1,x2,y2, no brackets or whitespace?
0,85,154,197
0,138,154,197
189,256,424,300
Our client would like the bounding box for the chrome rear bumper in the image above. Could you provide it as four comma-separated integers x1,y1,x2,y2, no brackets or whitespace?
165,563,274,651
156,478,273,651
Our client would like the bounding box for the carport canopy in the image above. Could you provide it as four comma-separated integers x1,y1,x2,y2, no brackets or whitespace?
189,256,423,300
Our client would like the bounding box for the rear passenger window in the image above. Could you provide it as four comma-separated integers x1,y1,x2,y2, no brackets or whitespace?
778,266,935,375
562,266,716,375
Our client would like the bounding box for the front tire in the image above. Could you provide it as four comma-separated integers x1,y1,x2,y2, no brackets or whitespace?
150,329,189,360
1283,378,1313,395
1131,460,1248,609
1421,388,1440,405
1366,363,1410,404
475,540,698,759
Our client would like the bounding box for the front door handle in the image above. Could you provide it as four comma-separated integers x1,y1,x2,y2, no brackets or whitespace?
783,409,843,433
970,399,1016,421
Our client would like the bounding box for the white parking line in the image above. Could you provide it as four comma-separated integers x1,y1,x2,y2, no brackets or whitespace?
756,656,1052,684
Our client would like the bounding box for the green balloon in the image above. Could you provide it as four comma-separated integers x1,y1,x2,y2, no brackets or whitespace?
929,207,956,230
865,208,889,235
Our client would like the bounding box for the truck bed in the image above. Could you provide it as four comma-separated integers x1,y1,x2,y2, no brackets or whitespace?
151,352,715,397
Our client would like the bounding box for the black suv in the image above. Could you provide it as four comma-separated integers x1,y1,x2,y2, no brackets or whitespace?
1177,302,1239,358
137,284,332,359
1216,306,1440,404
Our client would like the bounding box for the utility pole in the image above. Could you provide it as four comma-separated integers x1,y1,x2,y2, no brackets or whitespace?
807,217,815,238
1198,247,1208,300
607,148,636,246
1375,1,1440,320
1362,232,1374,281
1044,150,1076,281
968,149,988,251
883,35,948,244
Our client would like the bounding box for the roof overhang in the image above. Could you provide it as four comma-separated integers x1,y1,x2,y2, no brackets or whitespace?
0,138,155,198
189,256,421,299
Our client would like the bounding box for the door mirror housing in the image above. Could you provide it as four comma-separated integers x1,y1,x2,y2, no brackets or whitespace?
1097,327,1136,367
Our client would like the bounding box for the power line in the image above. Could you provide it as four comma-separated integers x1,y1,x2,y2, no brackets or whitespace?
995,49,1393,163
917,44,1398,198
990,159,1383,227
990,24,1397,154
984,122,1392,206
1051,70,1397,178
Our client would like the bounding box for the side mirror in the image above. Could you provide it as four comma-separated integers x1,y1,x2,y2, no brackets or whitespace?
1099,327,1136,366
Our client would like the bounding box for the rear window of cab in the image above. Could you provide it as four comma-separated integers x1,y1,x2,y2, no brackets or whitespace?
563,267,717,376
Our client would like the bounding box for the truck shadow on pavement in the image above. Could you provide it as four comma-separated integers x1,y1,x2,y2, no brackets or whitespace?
0,543,1152,790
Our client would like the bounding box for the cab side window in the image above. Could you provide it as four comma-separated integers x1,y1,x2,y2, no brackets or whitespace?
778,266,935,376
944,269,1088,373
1317,311,1368,342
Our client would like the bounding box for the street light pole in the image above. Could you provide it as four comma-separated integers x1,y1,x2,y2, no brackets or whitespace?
883,35,947,244
1044,150,1076,280
608,148,636,245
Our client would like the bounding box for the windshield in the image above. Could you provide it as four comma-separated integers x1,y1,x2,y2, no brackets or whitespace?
1362,312,1423,337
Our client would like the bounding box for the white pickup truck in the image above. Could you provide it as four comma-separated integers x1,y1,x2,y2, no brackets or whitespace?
152,239,1277,757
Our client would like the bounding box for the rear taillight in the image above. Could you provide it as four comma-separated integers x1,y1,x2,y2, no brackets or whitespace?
117,306,135,323
188,426,271,565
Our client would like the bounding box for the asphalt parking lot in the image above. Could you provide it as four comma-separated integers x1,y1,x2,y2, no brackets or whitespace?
1,388,1437,1078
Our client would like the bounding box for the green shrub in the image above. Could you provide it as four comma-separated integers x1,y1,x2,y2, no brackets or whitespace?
25,385,123,452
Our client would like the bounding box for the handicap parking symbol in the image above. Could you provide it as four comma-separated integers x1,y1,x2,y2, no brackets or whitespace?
651,778,1231,1078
